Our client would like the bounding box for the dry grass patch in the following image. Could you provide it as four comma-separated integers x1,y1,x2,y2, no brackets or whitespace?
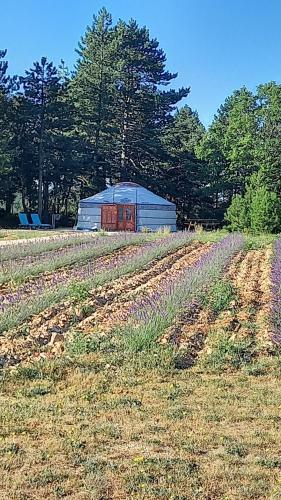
0,229,68,242
0,345,281,499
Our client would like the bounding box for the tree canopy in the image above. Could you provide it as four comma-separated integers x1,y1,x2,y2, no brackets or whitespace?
1,9,281,233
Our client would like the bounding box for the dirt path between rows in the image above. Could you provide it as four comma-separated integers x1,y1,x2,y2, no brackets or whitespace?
0,241,211,367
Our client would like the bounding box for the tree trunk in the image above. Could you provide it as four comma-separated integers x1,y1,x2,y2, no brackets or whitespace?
43,180,49,215
120,107,129,181
22,191,27,213
5,201,12,213
38,124,44,217
38,71,45,218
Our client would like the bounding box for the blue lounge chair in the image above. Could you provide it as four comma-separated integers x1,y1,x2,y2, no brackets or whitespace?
18,213,38,229
31,213,52,229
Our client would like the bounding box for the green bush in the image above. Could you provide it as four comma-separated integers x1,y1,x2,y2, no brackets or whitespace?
225,171,280,233
250,186,279,233
225,194,249,232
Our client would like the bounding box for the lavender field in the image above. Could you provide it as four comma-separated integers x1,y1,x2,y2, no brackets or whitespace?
0,230,281,499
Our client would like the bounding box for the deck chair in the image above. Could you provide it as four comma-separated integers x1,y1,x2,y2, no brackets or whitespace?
31,213,52,229
18,213,38,229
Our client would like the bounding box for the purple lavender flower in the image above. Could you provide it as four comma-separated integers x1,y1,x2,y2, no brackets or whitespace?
125,234,244,327
0,232,194,316
270,239,281,343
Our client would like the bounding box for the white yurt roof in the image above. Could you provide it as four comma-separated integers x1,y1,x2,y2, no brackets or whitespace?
80,182,175,206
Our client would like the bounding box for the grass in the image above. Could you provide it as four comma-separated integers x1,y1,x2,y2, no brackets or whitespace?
201,332,256,373
0,332,281,499
244,233,277,249
202,279,237,313
0,229,61,240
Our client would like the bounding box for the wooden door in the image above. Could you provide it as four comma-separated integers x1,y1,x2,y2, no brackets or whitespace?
117,204,136,231
101,204,118,231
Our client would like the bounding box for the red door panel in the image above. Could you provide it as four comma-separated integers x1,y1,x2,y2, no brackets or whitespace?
101,204,135,231
117,204,135,231
101,205,118,231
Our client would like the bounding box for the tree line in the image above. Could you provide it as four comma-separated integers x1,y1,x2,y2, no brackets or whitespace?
1,8,281,230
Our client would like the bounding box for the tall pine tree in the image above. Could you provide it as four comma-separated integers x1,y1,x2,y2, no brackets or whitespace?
159,105,207,223
112,19,189,181
70,8,117,192
0,50,16,212
70,10,189,190
20,57,61,216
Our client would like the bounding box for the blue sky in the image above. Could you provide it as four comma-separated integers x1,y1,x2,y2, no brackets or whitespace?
2,0,281,126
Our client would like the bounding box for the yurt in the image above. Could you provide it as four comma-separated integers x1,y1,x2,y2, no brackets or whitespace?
76,182,176,232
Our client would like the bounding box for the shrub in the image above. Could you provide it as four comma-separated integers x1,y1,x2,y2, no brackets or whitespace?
194,223,204,233
250,186,280,233
157,225,172,235
225,171,280,233
67,332,101,356
225,194,249,232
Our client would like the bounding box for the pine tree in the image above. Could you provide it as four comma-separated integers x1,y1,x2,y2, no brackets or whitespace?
164,105,205,155
70,10,189,190
0,50,16,211
225,194,249,231
20,57,61,215
48,63,86,216
159,105,207,223
112,19,189,181
247,172,280,233
9,94,38,211
70,8,117,190
225,171,280,233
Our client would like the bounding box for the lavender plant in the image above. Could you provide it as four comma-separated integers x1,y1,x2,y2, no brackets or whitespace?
0,233,150,285
0,233,105,263
122,234,245,352
0,231,195,333
270,238,281,344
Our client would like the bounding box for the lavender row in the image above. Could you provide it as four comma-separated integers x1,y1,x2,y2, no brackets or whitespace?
0,236,104,269
0,233,149,285
0,231,194,319
270,239,281,344
0,233,149,310
0,233,194,333
0,232,105,263
123,234,245,347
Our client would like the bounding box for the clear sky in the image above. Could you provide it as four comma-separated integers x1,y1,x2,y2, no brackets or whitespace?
2,0,281,126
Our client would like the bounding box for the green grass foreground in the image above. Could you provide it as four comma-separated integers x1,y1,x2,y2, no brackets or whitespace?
0,335,281,499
